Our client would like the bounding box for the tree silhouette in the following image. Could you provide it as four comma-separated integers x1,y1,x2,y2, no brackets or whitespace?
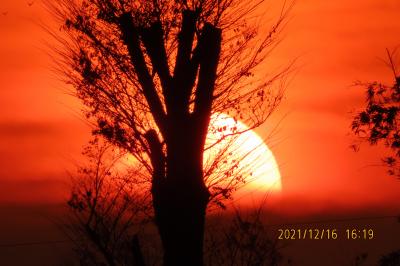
48,0,292,264
66,138,282,266
66,138,152,265
378,250,400,266
351,49,400,177
204,210,282,266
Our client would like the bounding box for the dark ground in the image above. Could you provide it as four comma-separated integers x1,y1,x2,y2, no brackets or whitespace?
0,204,399,266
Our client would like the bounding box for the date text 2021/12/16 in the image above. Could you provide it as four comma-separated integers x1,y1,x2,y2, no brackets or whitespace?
277,228,374,240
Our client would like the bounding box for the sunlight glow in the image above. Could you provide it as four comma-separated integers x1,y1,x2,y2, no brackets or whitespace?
122,113,282,195
204,113,282,193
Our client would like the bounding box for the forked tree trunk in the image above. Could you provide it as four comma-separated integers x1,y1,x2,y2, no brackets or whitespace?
122,7,221,263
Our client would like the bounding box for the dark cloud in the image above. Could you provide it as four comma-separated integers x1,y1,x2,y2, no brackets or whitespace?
0,176,69,204
0,121,60,138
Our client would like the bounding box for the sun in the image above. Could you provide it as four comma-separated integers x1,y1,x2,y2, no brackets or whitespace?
204,113,282,193
122,112,282,194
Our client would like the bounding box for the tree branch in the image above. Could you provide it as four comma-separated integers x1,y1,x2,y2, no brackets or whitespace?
140,22,172,109
144,129,165,195
193,23,222,132
173,10,198,113
119,13,167,136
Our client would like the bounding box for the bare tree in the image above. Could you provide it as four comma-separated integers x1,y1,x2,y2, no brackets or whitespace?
204,209,282,266
351,49,400,177
47,0,292,264
66,138,152,266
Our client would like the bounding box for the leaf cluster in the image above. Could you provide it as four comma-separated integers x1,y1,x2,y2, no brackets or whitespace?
352,60,400,176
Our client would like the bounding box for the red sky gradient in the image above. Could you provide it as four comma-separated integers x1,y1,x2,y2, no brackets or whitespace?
1,0,400,216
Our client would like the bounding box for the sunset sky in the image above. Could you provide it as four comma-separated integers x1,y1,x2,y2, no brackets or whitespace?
1,0,398,208
1,0,400,264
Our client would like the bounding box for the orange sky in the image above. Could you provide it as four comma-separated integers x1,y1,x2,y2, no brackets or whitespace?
0,0,400,217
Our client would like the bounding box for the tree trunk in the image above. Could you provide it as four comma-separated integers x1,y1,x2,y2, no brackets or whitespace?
146,126,210,265
131,235,145,266
154,178,209,266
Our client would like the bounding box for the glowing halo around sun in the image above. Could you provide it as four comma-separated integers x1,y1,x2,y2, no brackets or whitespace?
204,113,282,194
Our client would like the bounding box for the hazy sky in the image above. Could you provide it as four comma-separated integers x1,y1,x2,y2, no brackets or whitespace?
264,0,400,213
0,0,400,214
1,1,400,265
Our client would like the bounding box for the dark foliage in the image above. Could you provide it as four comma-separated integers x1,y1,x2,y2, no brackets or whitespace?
378,250,400,266
205,210,282,266
351,50,400,177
